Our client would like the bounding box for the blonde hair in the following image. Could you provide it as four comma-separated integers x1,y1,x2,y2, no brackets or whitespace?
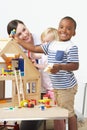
41,27,59,43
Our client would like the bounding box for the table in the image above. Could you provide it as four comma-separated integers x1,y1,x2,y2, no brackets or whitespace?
0,105,68,130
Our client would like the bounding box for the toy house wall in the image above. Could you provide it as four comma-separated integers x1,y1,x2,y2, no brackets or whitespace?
0,39,41,106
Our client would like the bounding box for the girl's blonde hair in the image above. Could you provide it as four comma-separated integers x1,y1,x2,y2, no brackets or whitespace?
41,27,59,42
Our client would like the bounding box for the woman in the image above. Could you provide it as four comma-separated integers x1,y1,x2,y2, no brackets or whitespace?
7,19,43,130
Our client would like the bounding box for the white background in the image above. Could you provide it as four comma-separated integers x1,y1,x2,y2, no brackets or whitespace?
0,0,87,116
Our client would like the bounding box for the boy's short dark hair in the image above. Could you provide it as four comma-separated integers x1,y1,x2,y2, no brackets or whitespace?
61,16,77,29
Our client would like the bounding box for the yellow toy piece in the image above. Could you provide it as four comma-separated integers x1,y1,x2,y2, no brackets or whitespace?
38,99,50,104
20,100,28,107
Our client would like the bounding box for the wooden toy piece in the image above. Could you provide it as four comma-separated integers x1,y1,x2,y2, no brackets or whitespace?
44,63,53,73
14,69,25,106
0,99,6,103
1,53,20,68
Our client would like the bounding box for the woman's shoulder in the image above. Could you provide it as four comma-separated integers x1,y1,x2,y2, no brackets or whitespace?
32,33,41,45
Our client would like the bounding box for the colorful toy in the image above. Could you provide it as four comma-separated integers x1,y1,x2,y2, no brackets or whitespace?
38,99,51,108
10,29,16,37
20,99,35,108
20,100,28,107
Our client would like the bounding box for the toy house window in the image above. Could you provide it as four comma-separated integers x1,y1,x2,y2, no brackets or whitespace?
26,82,37,93
32,82,36,93
26,82,30,93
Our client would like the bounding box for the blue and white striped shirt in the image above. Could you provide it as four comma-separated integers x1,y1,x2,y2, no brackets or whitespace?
41,40,79,89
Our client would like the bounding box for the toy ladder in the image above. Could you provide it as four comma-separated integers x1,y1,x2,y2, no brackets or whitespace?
14,69,25,106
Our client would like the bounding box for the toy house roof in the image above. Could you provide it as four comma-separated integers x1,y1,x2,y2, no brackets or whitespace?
0,38,40,79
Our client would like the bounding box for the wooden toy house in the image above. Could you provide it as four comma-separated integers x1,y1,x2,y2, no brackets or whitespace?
0,38,41,107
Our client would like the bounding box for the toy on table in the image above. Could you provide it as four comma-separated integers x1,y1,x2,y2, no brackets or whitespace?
38,98,51,108
20,99,36,108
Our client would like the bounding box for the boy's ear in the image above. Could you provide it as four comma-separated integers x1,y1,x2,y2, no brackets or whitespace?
73,31,76,36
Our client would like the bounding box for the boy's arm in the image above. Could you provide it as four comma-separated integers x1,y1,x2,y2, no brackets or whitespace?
14,38,44,53
50,62,79,74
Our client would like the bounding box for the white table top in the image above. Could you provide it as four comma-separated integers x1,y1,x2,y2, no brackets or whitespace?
0,105,68,121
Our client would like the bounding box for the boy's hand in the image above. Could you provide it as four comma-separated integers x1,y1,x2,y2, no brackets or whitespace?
44,63,53,73
50,64,61,74
13,33,34,45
